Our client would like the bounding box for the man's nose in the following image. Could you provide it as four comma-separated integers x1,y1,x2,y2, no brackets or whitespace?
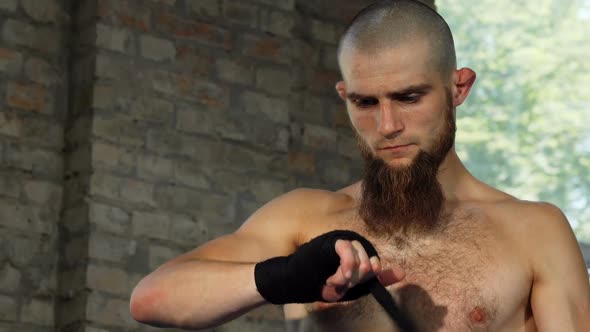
377,102,404,138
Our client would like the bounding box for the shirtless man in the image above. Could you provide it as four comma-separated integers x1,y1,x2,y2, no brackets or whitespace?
129,1,590,330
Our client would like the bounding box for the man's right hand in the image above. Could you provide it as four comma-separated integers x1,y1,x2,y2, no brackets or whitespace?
254,230,405,304
322,238,405,302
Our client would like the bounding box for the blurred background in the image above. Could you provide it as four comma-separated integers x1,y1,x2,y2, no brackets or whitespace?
0,0,587,331
440,0,590,245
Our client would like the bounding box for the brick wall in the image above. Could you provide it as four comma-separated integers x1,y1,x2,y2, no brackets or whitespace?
0,1,434,332
0,0,69,331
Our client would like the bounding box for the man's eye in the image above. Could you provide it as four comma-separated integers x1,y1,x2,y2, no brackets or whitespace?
398,95,420,104
353,98,378,108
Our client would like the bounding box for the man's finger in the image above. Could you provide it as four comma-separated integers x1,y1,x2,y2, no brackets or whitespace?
370,256,382,274
321,284,349,302
326,266,349,287
335,239,356,279
350,240,372,285
377,266,406,287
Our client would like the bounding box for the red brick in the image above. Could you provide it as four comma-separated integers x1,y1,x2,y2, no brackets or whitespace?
6,82,50,113
0,47,18,59
146,70,227,108
175,46,214,77
310,69,341,95
288,152,315,174
155,12,232,50
97,0,151,31
116,12,149,31
222,1,258,28
242,34,291,64
171,73,191,96
193,79,227,109
0,47,22,74
254,38,281,58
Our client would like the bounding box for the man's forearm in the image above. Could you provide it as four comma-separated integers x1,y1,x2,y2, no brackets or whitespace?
130,260,267,330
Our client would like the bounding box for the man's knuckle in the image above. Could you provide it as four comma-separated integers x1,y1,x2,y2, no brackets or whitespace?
360,263,371,274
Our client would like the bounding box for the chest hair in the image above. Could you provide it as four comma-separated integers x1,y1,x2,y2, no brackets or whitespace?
372,208,500,330
307,208,502,331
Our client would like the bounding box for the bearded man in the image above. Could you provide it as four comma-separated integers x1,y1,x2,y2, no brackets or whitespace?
129,1,590,331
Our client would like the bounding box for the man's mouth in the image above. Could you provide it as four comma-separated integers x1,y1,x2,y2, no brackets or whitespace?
378,144,414,152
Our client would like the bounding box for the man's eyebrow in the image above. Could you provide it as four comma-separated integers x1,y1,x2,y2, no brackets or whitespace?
346,92,373,100
387,84,433,98
346,84,433,100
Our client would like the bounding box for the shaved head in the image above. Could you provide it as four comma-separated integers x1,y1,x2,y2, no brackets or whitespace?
338,0,456,81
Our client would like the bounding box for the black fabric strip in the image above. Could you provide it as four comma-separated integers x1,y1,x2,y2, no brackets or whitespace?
368,279,417,332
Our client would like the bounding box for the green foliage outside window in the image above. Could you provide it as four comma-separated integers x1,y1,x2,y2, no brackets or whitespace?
439,0,590,242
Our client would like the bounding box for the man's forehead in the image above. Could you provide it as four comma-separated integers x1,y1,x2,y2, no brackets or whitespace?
339,42,436,94
339,40,433,78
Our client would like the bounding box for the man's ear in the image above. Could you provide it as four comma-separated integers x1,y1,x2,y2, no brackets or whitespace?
335,81,347,101
452,68,476,107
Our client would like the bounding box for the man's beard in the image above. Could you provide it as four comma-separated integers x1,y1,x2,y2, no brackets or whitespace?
357,92,456,236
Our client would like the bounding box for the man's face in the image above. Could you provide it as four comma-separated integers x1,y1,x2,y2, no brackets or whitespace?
338,40,454,168
337,40,457,235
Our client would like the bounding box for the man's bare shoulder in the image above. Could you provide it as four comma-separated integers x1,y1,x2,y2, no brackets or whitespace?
190,187,357,262
263,186,356,215
509,200,576,250
479,195,566,233
490,198,567,229
238,186,357,240
485,198,578,261
460,182,572,247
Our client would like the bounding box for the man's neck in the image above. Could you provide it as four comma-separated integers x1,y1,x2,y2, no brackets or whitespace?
436,148,474,202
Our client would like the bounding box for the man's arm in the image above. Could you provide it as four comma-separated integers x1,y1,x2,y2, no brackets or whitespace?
130,188,393,330
130,260,264,329
129,189,304,330
530,203,590,331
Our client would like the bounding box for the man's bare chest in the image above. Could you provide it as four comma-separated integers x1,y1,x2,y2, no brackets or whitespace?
379,236,503,331
300,209,532,331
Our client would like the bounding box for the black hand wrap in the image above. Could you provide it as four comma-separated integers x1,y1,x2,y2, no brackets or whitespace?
254,230,380,304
